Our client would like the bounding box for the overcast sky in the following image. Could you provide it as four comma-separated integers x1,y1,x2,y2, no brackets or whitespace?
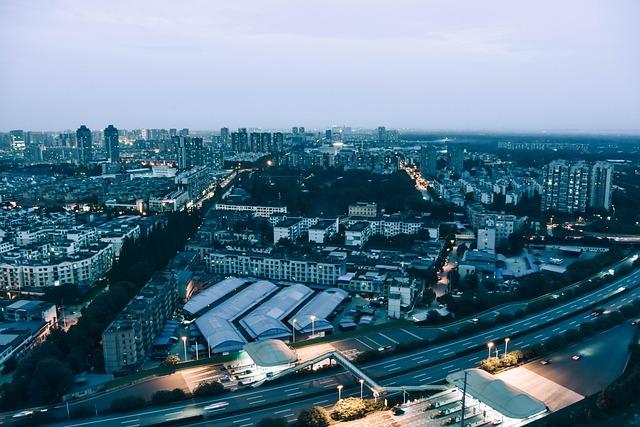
1,0,639,133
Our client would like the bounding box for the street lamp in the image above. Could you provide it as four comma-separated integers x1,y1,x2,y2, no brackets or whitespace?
337,384,343,401
310,315,316,338
487,342,494,359
182,336,188,362
359,379,365,399
504,338,510,357
195,339,199,361
207,335,211,359
292,319,297,343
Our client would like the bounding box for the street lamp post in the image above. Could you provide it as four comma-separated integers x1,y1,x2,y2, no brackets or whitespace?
337,384,343,401
487,342,494,359
292,319,297,343
207,335,211,359
310,315,316,338
359,379,365,399
504,338,510,357
195,339,199,361
182,336,188,362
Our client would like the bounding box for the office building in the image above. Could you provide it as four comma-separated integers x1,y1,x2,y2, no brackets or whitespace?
447,144,464,174
104,124,119,163
541,160,590,213
220,127,230,149
273,132,284,152
420,144,438,177
377,126,387,143
76,125,93,164
9,130,26,151
174,136,204,170
589,161,614,211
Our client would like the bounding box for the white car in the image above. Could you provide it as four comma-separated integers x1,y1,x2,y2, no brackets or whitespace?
12,410,34,419
204,402,229,411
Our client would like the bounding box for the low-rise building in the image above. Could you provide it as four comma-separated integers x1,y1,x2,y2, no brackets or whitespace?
345,221,373,247
348,202,377,218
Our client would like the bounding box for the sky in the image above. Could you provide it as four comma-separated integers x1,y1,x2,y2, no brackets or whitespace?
1,0,639,133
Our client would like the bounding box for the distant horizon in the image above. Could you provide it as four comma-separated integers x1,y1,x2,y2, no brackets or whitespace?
3,126,640,137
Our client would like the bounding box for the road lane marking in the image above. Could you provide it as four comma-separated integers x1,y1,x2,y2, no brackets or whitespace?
378,332,399,344
246,395,264,400
364,335,384,347
410,355,424,361
401,328,424,340
468,356,480,361
534,334,543,339
442,364,454,370
355,338,374,350
287,391,304,396
275,409,292,414
233,418,251,423
313,399,329,405
248,399,266,405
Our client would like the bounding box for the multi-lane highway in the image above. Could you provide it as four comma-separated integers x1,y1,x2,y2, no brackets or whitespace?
33,260,640,427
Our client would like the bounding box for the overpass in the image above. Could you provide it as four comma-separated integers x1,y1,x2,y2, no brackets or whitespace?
268,350,449,396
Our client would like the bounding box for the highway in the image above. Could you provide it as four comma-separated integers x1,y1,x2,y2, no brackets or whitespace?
35,263,640,427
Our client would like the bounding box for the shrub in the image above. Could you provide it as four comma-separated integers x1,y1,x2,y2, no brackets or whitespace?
161,355,181,367
332,397,367,421
151,388,186,406
193,381,225,397
297,406,330,427
110,396,146,412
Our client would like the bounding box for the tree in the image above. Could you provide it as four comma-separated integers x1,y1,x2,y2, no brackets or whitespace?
422,287,436,306
332,397,367,421
193,381,225,397
297,406,330,427
161,355,181,367
257,417,288,427
27,358,74,404
151,388,186,406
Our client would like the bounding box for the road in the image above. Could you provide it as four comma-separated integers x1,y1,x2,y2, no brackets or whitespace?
33,265,640,427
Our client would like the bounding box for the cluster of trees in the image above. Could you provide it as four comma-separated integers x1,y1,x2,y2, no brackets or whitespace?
0,210,203,410
296,406,331,427
241,166,463,219
479,350,526,374
331,397,385,421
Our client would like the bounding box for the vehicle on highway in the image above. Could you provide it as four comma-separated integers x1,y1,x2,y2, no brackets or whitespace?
204,402,229,411
12,410,34,419
631,319,640,326
572,355,582,361
540,359,551,365
591,308,604,317
378,345,392,352
469,318,479,324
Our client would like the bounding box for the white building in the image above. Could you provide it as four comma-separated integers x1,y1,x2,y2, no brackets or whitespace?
348,202,377,218
148,190,189,212
477,226,496,253
345,221,373,247
215,203,287,218
308,220,339,244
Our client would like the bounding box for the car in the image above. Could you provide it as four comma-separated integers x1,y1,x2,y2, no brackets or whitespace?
392,407,405,416
12,410,34,419
540,359,551,365
377,345,392,352
469,318,479,324
203,402,229,411
572,355,581,361
631,319,640,326
591,308,604,317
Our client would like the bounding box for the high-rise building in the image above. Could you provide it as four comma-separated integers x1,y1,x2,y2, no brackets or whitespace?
211,149,224,170
220,127,230,149
231,128,248,152
447,144,464,174
377,126,387,143
325,129,332,141
179,128,189,137
420,145,438,177
273,132,284,152
589,161,614,211
9,130,26,151
104,124,119,163
174,136,204,170
76,125,93,164
169,128,177,138
541,160,590,213
260,132,272,153
250,132,261,152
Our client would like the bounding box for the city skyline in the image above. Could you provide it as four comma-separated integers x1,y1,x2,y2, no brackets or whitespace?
1,0,639,133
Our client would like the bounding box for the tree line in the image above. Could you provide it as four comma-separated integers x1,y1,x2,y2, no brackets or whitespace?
0,209,202,410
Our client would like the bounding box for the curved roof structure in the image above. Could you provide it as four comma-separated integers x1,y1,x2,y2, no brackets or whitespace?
195,280,279,353
289,287,348,334
243,339,298,367
183,277,247,316
240,283,313,340
446,369,547,419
